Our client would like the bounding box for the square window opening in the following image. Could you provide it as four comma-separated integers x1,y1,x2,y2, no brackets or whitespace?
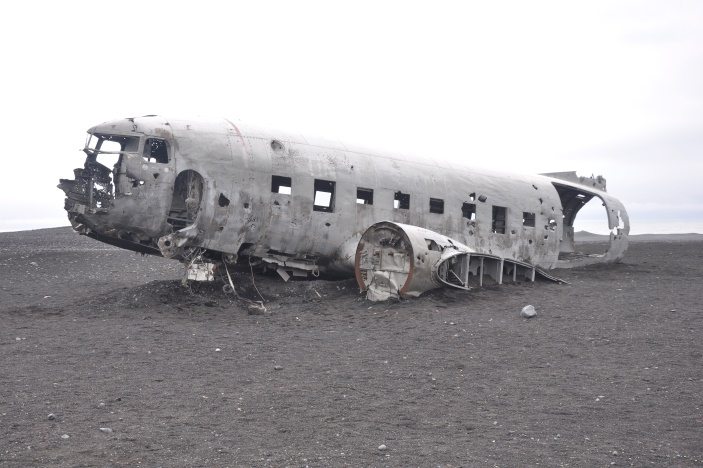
429,197,444,214
492,206,507,234
394,191,410,210
271,175,292,195
357,187,374,205
313,179,335,212
523,212,536,227
144,138,169,164
462,202,476,220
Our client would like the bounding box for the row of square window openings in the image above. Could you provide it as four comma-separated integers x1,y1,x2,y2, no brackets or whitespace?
271,176,540,231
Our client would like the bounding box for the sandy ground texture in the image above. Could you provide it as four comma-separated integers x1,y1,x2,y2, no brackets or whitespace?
1,227,701,467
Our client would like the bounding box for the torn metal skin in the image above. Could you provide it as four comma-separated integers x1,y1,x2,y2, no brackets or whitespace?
58,116,630,300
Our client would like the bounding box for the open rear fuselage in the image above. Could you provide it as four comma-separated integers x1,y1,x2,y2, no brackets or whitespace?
59,115,629,276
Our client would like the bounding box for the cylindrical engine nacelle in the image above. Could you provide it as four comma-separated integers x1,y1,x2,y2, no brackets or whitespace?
354,221,472,300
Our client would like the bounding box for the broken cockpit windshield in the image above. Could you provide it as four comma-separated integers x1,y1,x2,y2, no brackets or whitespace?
59,133,142,210
84,134,140,170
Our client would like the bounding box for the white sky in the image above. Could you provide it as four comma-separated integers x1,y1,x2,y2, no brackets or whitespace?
1,0,701,233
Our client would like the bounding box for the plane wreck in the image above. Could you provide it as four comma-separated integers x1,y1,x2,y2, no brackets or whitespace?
58,116,630,300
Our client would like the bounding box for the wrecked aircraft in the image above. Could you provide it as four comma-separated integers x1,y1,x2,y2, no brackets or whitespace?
59,116,630,300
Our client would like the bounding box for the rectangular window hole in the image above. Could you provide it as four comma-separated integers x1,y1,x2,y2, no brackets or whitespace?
144,138,169,164
394,191,410,210
356,187,373,205
522,211,535,227
492,206,507,234
429,198,444,214
462,202,476,220
313,179,335,212
271,175,292,194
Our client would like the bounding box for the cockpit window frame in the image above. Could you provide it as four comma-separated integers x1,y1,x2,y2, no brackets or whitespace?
143,137,170,164
84,133,141,171
84,133,141,156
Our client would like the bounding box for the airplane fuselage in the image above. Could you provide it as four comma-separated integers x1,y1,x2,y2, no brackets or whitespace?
59,116,629,278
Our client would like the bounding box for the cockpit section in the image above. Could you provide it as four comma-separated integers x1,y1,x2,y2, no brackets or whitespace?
61,133,171,209
58,127,176,253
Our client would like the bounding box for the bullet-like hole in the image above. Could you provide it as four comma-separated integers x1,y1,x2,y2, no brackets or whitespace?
271,139,284,152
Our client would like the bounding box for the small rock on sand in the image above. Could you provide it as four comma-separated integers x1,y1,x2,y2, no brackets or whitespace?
520,305,537,318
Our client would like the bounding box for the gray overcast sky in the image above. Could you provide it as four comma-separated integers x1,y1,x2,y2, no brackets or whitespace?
1,0,701,233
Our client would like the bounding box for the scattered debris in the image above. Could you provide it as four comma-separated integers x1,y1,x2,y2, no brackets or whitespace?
186,262,215,282
215,348,221,352
248,305,267,316
47,413,56,421
60,434,69,439
99,427,113,434
274,365,283,371
378,444,387,451
520,305,537,318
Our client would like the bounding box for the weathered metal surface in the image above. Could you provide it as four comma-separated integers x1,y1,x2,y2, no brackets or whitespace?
58,115,630,298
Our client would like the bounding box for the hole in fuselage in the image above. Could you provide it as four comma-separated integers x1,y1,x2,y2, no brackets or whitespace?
552,182,613,260
167,170,203,230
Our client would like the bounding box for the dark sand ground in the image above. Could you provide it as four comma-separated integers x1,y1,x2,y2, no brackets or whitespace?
1,228,701,467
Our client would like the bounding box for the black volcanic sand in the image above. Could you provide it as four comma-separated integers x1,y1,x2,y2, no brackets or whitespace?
1,228,701,467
